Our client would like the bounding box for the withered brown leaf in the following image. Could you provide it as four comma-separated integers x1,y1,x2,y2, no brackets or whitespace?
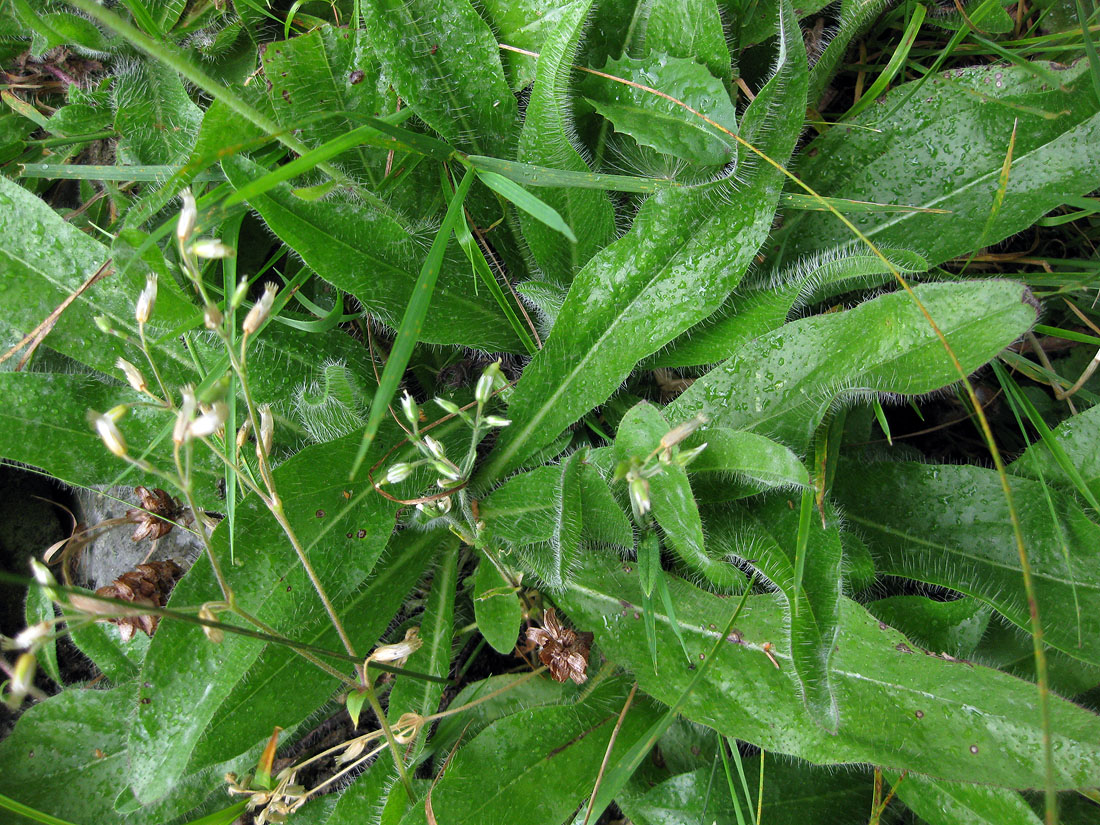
94,560,184,642
525,608,593,684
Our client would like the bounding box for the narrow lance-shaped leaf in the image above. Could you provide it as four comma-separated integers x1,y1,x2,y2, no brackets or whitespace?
517,0,616,285
667,280,1039,454
779,60,1100,267
556,554,1100,790
833,460,1100,667
222,157,517,352
708,495,844,731
480,0,808,482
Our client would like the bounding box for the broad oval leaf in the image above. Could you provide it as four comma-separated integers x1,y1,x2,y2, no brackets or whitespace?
473,555,523,655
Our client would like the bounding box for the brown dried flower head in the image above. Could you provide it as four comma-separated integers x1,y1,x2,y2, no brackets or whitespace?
526,608,594,684
126,486,181,542
94,560,184,642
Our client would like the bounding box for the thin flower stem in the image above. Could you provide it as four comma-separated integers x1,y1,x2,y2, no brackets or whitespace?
362,670,415,799
137,323,172,408
424,666,548,723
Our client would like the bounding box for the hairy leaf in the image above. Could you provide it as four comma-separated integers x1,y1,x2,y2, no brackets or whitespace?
481,1,808,481
667,280,1039,453
557,553,1100,789
834,460,1100,667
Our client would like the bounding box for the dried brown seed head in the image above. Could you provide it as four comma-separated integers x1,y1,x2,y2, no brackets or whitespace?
525,608,593,684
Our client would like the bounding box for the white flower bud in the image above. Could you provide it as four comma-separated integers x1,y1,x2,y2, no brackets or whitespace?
369,627,421,665
431,459,462,482
135,276,157,324
242,283,278,335
660,414,707,451
475,371,495,405
7,652,36,705
383,463,414,484
434,397,462,415
676,442,708,468
483,415,511,428
116,358,147,394
204,304,223,330
258,405,274,456
400,391,419,428
423,436,447,460
230,278,249,310
188,402,228,439
173,387,197,445
13,622,51,651
90,410,127,457
629,476,651,520
190,239,235,259
176,189,197,242
94,315,114,335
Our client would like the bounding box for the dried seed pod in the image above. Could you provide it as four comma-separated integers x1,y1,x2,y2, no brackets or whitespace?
526,608,594,684
125,486,182,542
94,559,184,642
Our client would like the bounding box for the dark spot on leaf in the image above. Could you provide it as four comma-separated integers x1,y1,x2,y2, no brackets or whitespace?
698,653,705,660
878,622,888,630
915,710,924,719
316,509,325,518
895,643,913,653
349,70,365,85
633,612,640,620
622,564,632,573
282,90,291,103
708,623,716,630
726,629,743,644
357,529,367,538
141,697,151,705
346,532,353,538
286,586,292,592
970,744,979,754
429,44,439,55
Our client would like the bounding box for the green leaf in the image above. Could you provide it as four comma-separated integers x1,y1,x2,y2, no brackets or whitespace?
360,0,518,158
0,687,232,825
397,678,661,825
709,495,844,730
687,427,810,492
0,373,215,490
666,280,1039,453
473,555,522,655
388,538,459,752
888,772,1043,825
556,553,1100,789
619,760,872,825
517,0,616,285
653,245,929,368
114,60,202,165
581,52,738,166
262,26,393,187
614,402,743,591
127,431,403,804
222,156,518,352
68,621,147,685
186,527,441,773
476,169,577,243
646,0,731,85
780,61,1100,267
1011,403,1100,504
867,595,992,659
345,689,368,729
833,460,1100,667
479,3,807,481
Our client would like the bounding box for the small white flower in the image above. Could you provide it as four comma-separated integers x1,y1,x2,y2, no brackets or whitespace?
190,239,235,259
116,358,147,394
173,387,197,445
483,415,511,428
242,283,278,335
188,402,228,439
91,410,127,457
176,189,197,242
383,463,414,484
369,628,421,665
423,436,447,461
135,276,157,324
13,622,51,651
400,391,419,428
